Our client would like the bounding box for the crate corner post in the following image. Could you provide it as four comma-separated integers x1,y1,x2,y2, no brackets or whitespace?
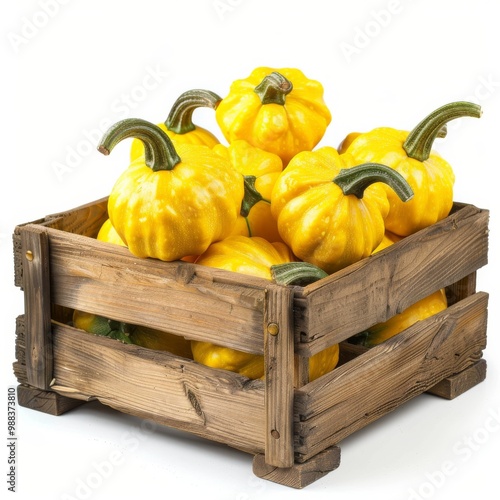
14,225,87,416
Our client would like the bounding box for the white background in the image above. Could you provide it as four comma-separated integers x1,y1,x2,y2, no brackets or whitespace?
2,1,499,499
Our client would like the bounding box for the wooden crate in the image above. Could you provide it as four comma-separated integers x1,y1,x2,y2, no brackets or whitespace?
12,198,489,488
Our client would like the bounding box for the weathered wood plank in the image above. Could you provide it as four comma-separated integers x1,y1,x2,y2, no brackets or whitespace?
293,356,310,387
40,196,108,235
337,344,488,400
427,359,487,399
50,323,266,455
13,198,108,288
21,226,53,389
17,385,86,415
264,285,295,468
293,292,488,462
46,228,270,354
335,275,479,368
253,445,341,489
295,205,489,354
446,272,477,306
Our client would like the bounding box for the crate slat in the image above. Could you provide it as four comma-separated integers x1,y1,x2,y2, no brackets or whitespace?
45,227,270,354
50,323,267,454
294,291,488,462
295,205,489,354
40,196,108,235
13,198,108,288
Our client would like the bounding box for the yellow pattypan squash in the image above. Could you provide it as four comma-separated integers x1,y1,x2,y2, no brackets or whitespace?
215,67,331,165
98,118,244,262
344,101,481,236
271,147,413,274
96,219,126,247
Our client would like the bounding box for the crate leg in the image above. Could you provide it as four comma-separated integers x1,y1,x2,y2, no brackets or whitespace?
17,385,86,416
252,445,341,489
426,359,487,400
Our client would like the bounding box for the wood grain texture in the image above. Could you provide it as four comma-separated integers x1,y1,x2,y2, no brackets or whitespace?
41,197,108,236
21,226,53,389
50,323,266,455
293,292,488,462
13,198,108,288
17,385,86,416
427,359,487,399
264,285,295,468
446,273,477,306
294,205,489,355
253,445,341,489
46,228,270,354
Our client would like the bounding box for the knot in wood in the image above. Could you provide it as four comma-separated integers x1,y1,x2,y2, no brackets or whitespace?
187,389,203,417
176,263,196,284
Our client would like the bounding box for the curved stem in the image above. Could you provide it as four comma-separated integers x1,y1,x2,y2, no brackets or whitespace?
98,118,181,171
244,216,252,237
164,89,222,134
403,101,482,161
254,71,293,105
333,163,414,202
240,175,267,217
271,262,329,286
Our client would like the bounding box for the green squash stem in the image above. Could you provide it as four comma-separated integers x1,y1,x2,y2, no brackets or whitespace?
403,101,482,162
271,262,329,286
98,118,181,172
254,71,293,105
164,89,222,134
240,175,269,218
333,163,414,201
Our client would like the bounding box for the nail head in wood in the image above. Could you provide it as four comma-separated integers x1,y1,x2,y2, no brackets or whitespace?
25,250,34,261
267,322,279,336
